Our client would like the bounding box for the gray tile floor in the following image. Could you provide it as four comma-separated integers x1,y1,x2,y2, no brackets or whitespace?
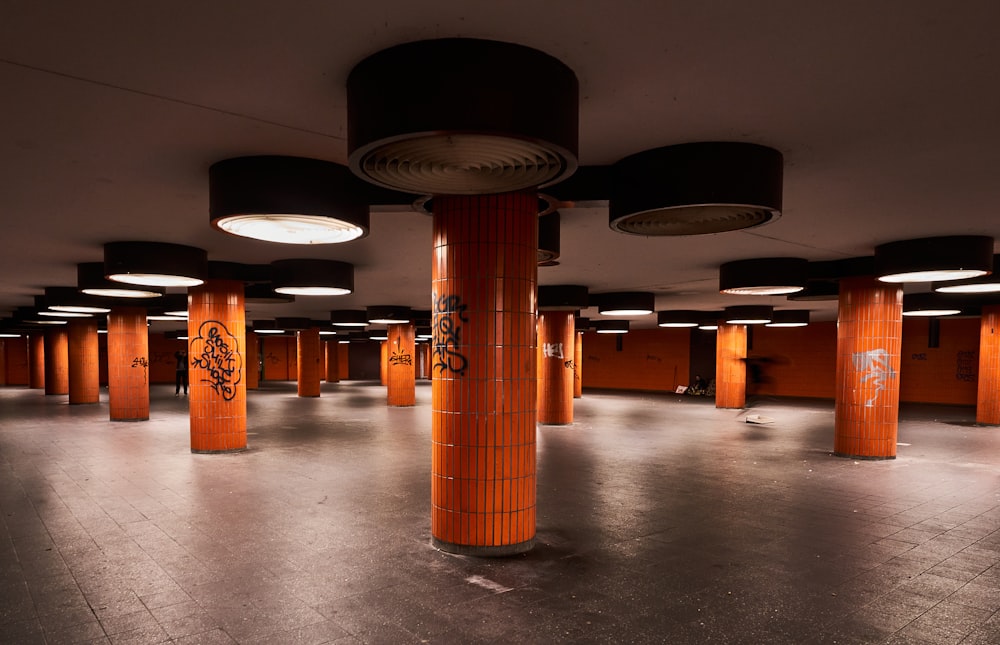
1,381,998,644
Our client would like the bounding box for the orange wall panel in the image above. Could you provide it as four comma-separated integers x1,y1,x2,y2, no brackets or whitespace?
748,322,837,399
580,328,689,393
899,317,979,406
3,337,29,385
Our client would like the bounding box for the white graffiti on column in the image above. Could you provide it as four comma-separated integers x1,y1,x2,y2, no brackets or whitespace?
852,349,896,407
542,342,564,359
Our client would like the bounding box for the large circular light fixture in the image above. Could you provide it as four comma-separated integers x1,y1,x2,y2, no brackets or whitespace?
724,305,773,324
367,306,412,324
104,242,208,287
210,156,370,244
594,292,655,316
538,285,588,311
78,262,165,298
933,255,1000,293
657,310,702,328
271,259,354,296
719,257,808,295
609,142,783,236
875,235,993,283
902,293,962,317
765,310,810,327
43,287,112,314
330,310,370,327
347,38,578,195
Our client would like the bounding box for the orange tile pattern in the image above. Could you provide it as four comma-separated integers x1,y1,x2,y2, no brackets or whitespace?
107,307,149,421
835,277,902,459
380,340,388,385
977,304,1000,425
4,337,29,386
574,331,583,398
387,323,416,406
716,323,748,409
537,311,575,424
29,334,45,389
430,191,538,555
68,319,100,404
899,317,979,405
325,340,340,383
746,323,837,398
297,327,321,397
246,331,259,390
44,328,68,395
188,280,247,453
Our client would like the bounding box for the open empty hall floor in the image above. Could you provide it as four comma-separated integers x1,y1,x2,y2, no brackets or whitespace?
1,382,999,644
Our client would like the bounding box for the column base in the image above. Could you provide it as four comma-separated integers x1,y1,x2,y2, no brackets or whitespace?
191,448,247,455
833,452,896,461
111,417,149,423
432,537,535,557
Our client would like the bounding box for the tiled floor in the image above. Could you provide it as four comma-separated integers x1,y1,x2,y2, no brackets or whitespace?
1,381,999,644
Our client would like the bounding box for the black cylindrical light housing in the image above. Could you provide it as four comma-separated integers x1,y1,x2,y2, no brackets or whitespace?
104,242,208,288
594,292,655,316
330,310,370,327
724,305,773,324
271,259,354,296
876,235,994,283
538,285,588,311
366,306,412,324
719,257,808,295
657,310,703,327
78,262,166,299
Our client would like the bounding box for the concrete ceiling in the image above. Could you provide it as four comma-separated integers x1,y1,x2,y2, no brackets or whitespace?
2,1,999,331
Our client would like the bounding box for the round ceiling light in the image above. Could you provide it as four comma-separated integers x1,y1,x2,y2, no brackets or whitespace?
592,320,629,334
719,257,808,295
594,292,655,316
43,287,112,314
765,310,811,328
78,262,166,298
657,310,702,328
347,38,578,195
902,293,962,317
330,310,370,327
104,242,208,287
875,235,993,283
367,306,412,324
538,285,589,311
609,142,783,236
933,255,1000,293
210,156,370,244
724,305,773,325
271,259,354,296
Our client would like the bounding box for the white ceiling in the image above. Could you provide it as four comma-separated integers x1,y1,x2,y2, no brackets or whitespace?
2,1,999,329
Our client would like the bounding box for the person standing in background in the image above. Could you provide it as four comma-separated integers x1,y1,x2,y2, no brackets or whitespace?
175,349,189,396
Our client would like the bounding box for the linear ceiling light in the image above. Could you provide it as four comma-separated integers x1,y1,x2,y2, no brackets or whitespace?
875,235,993,283
271,259,354,296
609,142,783,236
719,257,808,295
210,156,370,244
347,38,578,195
104,242,208,287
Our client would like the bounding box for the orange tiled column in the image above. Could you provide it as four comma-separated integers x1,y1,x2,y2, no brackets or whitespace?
246,331,259,390
325,340,340,383
715,323,747,409
297,327,321,397
44,327,69,395
537,311,575,424
188,279,247,453
379,340,388,385
835,277,903,458
431,191,537,556
976,304,1000,425
387,323,416,406
574,330,583,398
29,333,45,389
68,318,100,404
107,307,149,421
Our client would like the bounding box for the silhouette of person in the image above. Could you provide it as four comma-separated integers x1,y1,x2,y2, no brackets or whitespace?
175,350,189,396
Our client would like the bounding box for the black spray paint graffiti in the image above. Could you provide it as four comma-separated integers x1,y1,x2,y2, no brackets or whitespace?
190,321,242,401
390,351,413,366
131,356,149,384
956,351,977,382
852,348,896,407
432,293,469,376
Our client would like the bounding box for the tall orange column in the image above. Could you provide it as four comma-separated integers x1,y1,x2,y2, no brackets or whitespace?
318,339,327,381
325,340,340,383
976,304,1000,425
574,330,583,398
68,318,100,404
379,340,388,385
188,279,247,453
29,333,44,389
835,277,903,458
416,343,430,379
537,311,575,424
297,327,321,397
44,327,68,395
245,331,259,390
715,323,747,408
431,191,537,556
386,323,416,406
107,307,149,421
